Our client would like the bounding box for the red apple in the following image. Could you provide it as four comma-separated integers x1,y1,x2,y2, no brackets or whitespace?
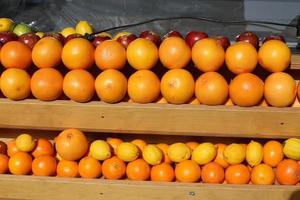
0,32,18,44
117,34,137,48
0,141,7,155
44,32,65,44
213,36,231,50
162,31,183,40
18,33,40,49
236,31,259,49
92,35,110,47
262,34,286,43
185,31,208,48
139,31,161,46
64,33,84,44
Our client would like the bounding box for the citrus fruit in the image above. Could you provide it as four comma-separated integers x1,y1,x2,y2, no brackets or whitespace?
214,143,229,168
127,38,159,70
7,140,20,157
8,152,32,175
15,134,36,152
55,128,89,161
126,159,151,181
225,42,257,74
56,160,79,178
102,156,126,180
0,154,9,174
223,143,246,164
95,40,126,70
229,73,264,107
185,141,199,151
192,142,217,165
167,143,191,162
192,38,225,72
251,164,275,185
175,160,201,183
246,140,263,167
32,37,62,68
201,162,225,183
263,140,283,167
62,38,94,69
32,155,57,176
264,72,296,107
275,159,300,185
31,68,63,101
283,138,300,160
156,143,172,164
89,140,111,161
161,69,194,104
61,27,76,37
131,139,147,153
96,32,112,38
128,70,160,103
195,72,228,105
0,68,31,100
78,156,102,179
106,137,123,155
75,21,93,35
113,32,132,40
32,138,54,158
142,144,163,165
258,40,291,72
35,32,44,38
151,163,175,182
63,69,95,103
0,41,32,69
225,164,250,184
0,18,14,32
159,37,191,69
116,142,139,162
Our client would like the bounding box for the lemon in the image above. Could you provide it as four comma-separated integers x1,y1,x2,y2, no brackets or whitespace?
142,144,163,165
35,32,45,38
15,134,36,152
116,142,139,162
89,140,111,161
96,32,112,39
0,18,14,32
246,140,263,166
167,143,191,162
192,142,216,165
113,32,132,40
283,138,300,160
76,21,93,35
223,143,246,164
61,27,76,37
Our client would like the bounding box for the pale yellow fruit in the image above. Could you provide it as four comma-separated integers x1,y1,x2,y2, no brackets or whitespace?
76,21,93,35
223,143,246,164
15,134,36,152
61,27,76,37
96,32,112,39
192,142,217,165
35,32,45,38
283,138,300,160
142,144,163,165
116,142,139,162
167,143,191,162
113,32,132,40
56,153,63,161
89,140,111,161
0,18,14,32
246,140,263,167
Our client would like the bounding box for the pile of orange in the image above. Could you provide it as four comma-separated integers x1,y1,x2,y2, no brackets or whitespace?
0,32,296,107
0,128,299,186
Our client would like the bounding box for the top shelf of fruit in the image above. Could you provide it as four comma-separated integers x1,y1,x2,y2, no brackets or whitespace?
0,18,299,109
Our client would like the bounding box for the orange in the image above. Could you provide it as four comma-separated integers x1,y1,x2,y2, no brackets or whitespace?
201,162,225,183
161,69,195,104
264,72,296,107
95,69,127,103
95,40,126,70
128,70,160,103
214,143,229,168
156,143,172,164
62,38,94,69
32,138,54,158
106,137,123,155
185,142,199,151
78,156,102,178
229,73,264,107
63,69,95,102
263,140,283,167
127,38,159,70
251,164,275,185
8,152,32,175
131,139,147,152
192,38,225,72
195,72,228,105
7,139,20,157
0,41,32,69
225,164,250,184
276,159,300,185
225,42,257,74
151,163,175,182
31,68,63,101
56,160,79,178
159,37,191,69
32,155,57,176
102,156,126,180
0,68,31,100
175,160,201,183
258,40,291,72
0,154,9,174
32,37,62,68
126,159,151,181
189,97,200,105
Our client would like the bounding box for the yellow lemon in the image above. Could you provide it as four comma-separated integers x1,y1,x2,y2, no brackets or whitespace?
142,144,163,165
283,138,300,160
35,32,45,38
223,143,246,164
96,32,112,39
76,21,93,35
0,18,14,32
15,134,36,152
61,27,76,37
116,142,139,162
167,143,191,162
246,140,263,167
89,140,111,161
113,32,132,40
192,142,217,165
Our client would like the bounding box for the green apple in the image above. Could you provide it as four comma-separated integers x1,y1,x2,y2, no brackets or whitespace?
13,23,32,36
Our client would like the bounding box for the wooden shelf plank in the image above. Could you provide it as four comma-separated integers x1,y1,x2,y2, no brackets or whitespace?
291,54,300,69
0,175,299,200
0,98,300,138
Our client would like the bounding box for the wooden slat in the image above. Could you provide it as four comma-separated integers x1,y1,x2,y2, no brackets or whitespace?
0,98,300,138
291,54,300,69
0,175,299,200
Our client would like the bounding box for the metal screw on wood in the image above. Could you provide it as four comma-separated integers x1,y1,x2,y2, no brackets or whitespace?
188,191,196,196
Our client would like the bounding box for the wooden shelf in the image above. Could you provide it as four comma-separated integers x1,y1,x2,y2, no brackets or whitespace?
0,98,300,138
291,53,300,69
0,175,298,200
